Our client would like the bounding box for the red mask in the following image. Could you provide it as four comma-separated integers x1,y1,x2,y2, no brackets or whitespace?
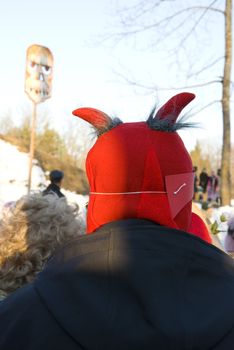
73,92,212,244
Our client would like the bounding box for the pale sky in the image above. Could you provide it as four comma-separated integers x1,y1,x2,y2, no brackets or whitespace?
0,0,232,151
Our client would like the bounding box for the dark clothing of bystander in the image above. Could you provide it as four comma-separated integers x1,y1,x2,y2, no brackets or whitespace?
1,219,234,349
199,171,209,193
42,183,65,198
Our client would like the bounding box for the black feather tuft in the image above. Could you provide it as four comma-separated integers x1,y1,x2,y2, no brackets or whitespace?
94,117,123,136
146,105,199,132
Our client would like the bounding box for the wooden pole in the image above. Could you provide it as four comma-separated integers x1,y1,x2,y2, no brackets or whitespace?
27,102,37,194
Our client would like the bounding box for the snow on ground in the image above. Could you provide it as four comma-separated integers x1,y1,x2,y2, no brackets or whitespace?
0,139,88,217
194,200,234,249
0,139,46,205
208,205,234,248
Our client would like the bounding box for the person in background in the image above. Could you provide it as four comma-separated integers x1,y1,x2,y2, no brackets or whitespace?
216,168,221,205
224,215,234,256
207,170,219,203
0,193,82,301
193,166,199,200
199,167,209,201
42,169,65,198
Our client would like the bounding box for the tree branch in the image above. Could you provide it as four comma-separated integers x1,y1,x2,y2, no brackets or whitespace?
188,100,221,117
187,57,224,78
118,1,169,23
185,6,224,15
114,1,223,39
113,69,222,91
177,0,220,47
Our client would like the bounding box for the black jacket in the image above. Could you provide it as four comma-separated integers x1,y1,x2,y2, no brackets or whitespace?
199,172,209,191
42,183,65,198
1,219,234,350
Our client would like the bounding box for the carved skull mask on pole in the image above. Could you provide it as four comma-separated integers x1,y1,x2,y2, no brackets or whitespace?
25,44,53,104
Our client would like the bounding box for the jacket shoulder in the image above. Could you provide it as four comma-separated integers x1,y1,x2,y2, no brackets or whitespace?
0,283,79,350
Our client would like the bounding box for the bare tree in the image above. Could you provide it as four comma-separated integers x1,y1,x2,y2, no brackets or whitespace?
108,0,232,205
221,0,232,205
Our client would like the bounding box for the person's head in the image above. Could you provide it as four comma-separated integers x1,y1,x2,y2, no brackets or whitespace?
193,166,198,173
227,216,234,238
73,92,201,236
0,193,82,298
49,170,64,186
224,216,234,253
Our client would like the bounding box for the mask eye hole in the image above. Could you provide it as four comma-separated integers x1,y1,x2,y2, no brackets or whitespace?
42,65,51,75
28,61,38,71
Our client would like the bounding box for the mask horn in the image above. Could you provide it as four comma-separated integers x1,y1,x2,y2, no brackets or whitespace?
155,92,195,123
72,107,112,134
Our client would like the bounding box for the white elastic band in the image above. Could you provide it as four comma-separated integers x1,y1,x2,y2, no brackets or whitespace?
90,191,167,195
173,183,186,195
90,183,187,196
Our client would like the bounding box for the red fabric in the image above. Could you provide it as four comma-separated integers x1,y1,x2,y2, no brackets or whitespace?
86,122,193,234
72,107,112,129
73,92,211,244
188,213,212,244
156,93,195,122
165,172,194,218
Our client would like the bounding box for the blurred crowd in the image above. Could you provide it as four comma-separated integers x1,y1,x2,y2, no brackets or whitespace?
193,167,221,206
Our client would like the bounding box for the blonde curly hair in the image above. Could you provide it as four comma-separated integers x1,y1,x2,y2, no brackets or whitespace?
0,193,82,298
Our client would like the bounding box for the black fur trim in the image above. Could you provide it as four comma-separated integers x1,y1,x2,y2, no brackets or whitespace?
95,117,123,136
146,106,198,132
